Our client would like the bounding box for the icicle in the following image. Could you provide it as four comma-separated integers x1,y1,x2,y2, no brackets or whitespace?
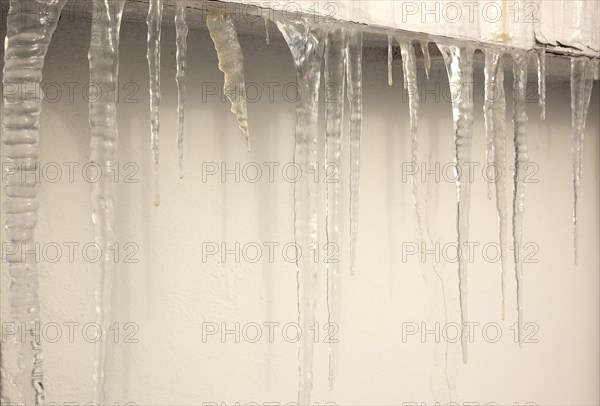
570,57,595,265
512,51,529,348
347,30,363,276
484,50,508,319
2,0,67,403
438,44,475,363
484,51,499,201
324,28,348,391
147,0,163,206
536,48,546,120
420,40,431,80
397,38,423,227
275,16,326,405
207,11,250,149
88,0,125,403
387,34,393,86
264,15,271,45
175,0,188,179
593,59,600,80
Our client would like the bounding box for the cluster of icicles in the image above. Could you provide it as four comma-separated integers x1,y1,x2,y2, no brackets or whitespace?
2,0,599,404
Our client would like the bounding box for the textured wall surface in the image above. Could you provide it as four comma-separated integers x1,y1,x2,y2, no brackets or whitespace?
1,6,599,406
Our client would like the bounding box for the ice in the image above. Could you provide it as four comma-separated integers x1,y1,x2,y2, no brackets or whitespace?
438,44,476,363
175,0,188,178
570,57,595,264
207,11,251,149
420,40,431,80
146,0,164,206
2,0,68,403
88,0,125,403
347,30,364,276
537,48,546,120
324,27,348,390
511,51,529,348
275,16,326,405
483,50,508,319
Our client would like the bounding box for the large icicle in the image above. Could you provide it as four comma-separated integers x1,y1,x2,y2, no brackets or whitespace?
88,0,125,403
396,38,423,229
484,52,498,201
570,57,595,265
399,37,452,396
324,28,348,390
275,17,326,405
347,30,364,276
207,11,250,148
512,52,529,348
438,44,475,363
147,0,164,206
2,1,67,403
536,48,546,120
420,40,431,80
484,50,508,319
175,0,188,178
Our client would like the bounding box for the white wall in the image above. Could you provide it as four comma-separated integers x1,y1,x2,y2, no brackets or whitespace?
1,7,599,406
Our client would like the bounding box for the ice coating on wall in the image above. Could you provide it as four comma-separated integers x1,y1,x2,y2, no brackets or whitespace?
207,11,251,149
275,16,326,405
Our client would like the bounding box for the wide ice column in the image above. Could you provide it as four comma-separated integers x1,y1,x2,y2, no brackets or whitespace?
275,16,326,405
87,0,125,403
437,44,476,364
2,0,67,404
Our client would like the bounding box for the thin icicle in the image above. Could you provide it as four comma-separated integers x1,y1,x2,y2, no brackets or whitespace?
570,57,595,265
88,0,125,403
399,37,452,397
420,40,431,80
484,51,500,201
512,51,529,348
147,0,163,206
484,50,508,319
388,34,393,86
207,11,250,149
275,17,326,405
347,30,363,276
438,44,475,364
2,1,67,403
175,0,188,179
324,28,348,391
536,48,546,120
397,38,423,227
264,15,271,45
